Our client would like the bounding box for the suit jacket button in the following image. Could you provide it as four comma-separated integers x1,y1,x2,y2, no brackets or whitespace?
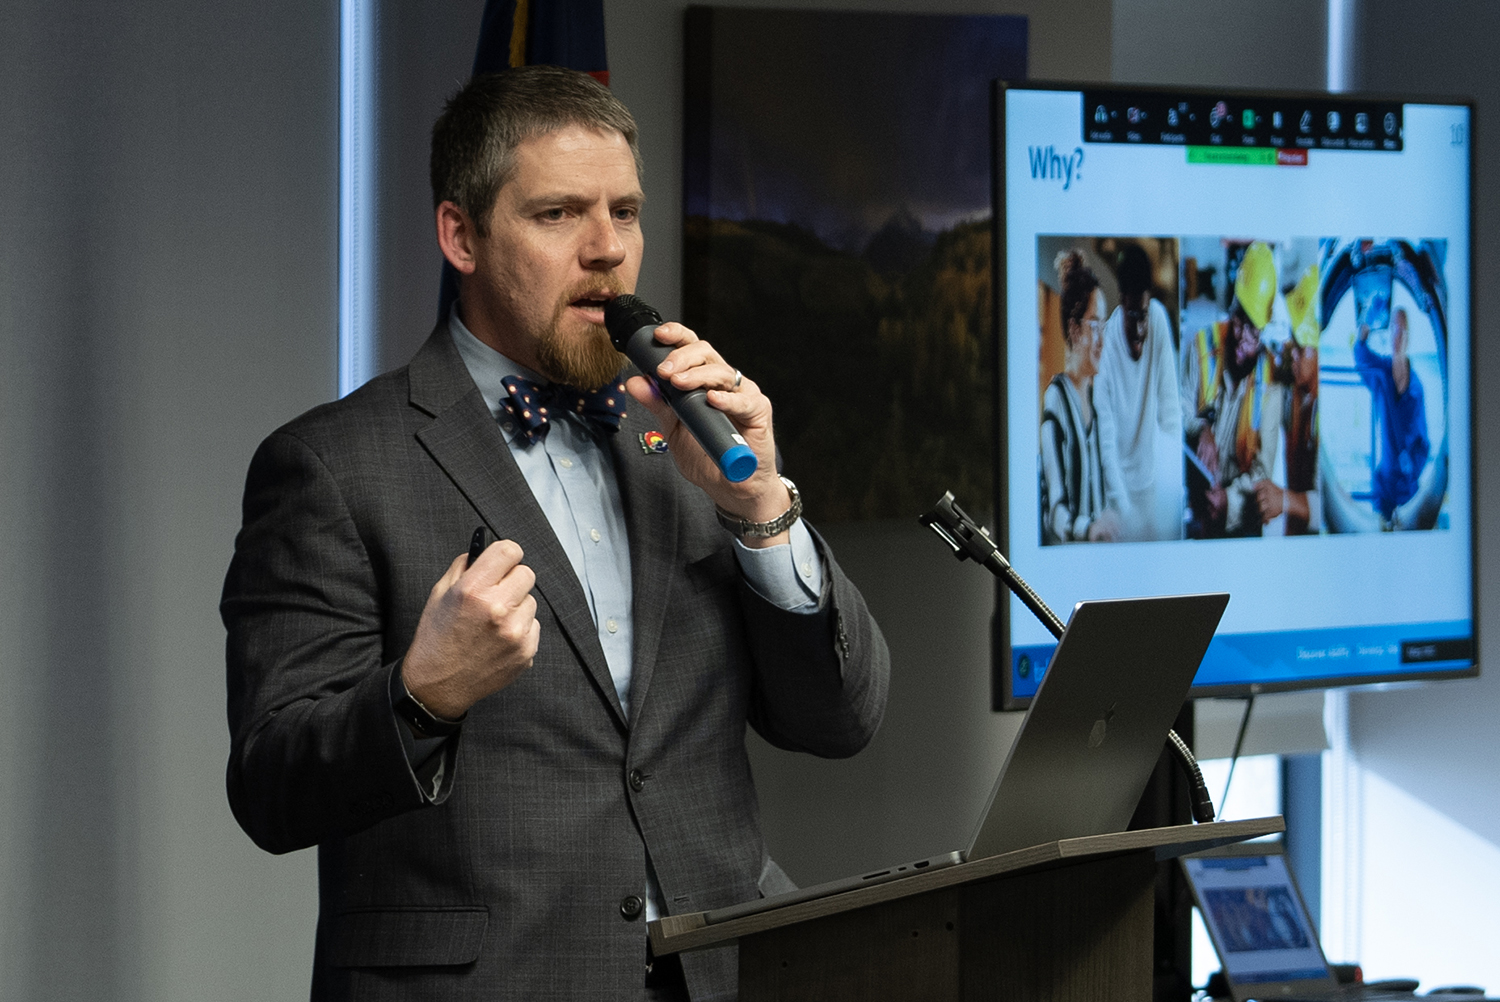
620,894,644,920
628,768,646,792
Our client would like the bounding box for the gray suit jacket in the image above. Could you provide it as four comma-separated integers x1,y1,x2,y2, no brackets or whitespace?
222,327,890,1001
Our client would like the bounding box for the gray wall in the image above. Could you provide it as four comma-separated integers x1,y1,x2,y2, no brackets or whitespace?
1112,0,1327,91
1343,0,1500,855
0,1,332,998
371,0,488,375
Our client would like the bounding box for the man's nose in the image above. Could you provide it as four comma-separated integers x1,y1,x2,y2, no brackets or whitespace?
580,209,627,269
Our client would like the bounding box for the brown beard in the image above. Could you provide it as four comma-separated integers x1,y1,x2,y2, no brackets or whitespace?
533,278,629,391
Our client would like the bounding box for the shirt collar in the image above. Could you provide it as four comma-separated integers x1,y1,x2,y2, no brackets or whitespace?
448,304,548,444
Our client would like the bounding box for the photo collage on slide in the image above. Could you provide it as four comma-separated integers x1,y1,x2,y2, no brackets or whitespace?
1036,235,1450,545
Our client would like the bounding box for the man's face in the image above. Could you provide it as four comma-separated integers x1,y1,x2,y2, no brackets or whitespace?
1228,308,1262,380
462,125,644,389
1121,289,1150,361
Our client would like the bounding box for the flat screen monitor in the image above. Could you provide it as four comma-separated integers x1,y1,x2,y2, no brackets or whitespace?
993,82,1475,708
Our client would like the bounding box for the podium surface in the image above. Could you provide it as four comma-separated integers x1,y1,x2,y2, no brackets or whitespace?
650,816,1284,1001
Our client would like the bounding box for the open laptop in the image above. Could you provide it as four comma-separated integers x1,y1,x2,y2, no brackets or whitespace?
1182,846,1493,1001
704,591,1230,924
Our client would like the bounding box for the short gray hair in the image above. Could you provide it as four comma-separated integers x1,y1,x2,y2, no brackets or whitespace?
430,65,642,233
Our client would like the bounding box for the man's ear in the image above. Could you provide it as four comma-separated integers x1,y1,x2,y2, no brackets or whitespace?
436,201,479,275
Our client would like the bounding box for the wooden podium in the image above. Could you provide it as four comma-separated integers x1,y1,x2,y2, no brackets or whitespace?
650,816,1283,1001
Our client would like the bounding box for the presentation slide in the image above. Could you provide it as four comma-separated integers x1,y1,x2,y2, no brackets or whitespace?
998,86,1473,700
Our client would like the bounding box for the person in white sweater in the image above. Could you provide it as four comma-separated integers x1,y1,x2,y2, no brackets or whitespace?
1094,243,1184,541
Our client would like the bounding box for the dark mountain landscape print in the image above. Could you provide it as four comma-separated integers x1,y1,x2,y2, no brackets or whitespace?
683,8,1027,521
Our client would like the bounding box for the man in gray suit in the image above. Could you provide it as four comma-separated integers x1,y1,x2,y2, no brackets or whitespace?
222,67,889,1000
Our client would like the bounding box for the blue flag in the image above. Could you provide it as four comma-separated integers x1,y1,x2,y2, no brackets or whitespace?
439,0,610,320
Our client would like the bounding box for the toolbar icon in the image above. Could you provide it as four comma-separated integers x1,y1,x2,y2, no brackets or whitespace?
1210,101,1229,128
1355,112,1370,134
1327,111,1342,133
1272,111,1284,129
1094,105,1108,125
1300,110,1313,133
1384,112,1397,136
1242,109,1256,129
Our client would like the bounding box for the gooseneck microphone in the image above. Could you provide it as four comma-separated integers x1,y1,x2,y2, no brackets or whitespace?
921,491,1218,825
603,295,759,483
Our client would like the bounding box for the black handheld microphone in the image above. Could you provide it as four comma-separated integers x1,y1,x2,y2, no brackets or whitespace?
603,294,758,483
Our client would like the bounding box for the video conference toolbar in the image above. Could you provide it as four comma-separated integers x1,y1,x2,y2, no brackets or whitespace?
1081,89,1404,151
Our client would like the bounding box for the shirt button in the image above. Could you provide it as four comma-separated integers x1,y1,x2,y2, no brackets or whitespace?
501,421,514,433
628,768,646,792
800,560,813,577
559,457,574,469
620,894,644,920
605,619,618,634
590,528,602,542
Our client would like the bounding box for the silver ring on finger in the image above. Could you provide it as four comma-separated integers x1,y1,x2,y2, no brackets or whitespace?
732,368,743,391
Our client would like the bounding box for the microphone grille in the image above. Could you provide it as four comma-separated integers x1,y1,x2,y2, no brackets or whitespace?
603,294,663,349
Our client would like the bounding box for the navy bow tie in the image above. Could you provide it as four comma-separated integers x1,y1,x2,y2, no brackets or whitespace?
500,375,628,443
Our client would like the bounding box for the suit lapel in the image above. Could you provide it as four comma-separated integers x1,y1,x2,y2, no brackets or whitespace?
407,328,627,728
611,405,679,729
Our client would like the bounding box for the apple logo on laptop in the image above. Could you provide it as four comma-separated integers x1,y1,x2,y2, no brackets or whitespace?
1088,704,1117,749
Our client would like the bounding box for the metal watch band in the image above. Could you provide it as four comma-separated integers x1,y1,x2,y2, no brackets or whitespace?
392,666,466,739
715,476,802,539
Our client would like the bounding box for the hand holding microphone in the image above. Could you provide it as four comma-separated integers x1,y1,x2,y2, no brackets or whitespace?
605,295,758,482
605,295,795,543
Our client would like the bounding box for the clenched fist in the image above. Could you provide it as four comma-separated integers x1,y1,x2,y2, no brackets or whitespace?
401,539,540,720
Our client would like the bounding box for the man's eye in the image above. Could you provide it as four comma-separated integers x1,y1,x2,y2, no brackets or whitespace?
541,208,567,221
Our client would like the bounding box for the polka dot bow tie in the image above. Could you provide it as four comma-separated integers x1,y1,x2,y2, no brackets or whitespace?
500,375,628,444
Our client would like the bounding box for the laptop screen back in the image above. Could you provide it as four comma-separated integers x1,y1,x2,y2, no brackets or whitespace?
1182,852,1336,997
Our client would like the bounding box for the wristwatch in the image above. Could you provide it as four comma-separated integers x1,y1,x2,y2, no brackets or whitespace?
715,476,802,539
391,665,466,739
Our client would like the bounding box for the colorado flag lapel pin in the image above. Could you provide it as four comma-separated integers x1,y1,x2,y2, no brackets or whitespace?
639,430,669,454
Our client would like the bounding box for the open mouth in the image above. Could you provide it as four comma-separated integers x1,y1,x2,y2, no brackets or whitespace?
569,290,616,323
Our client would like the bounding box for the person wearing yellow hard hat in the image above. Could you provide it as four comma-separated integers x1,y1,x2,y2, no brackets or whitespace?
1179,240,1297,537
1235,240,1278,329
1283,262,1322,352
